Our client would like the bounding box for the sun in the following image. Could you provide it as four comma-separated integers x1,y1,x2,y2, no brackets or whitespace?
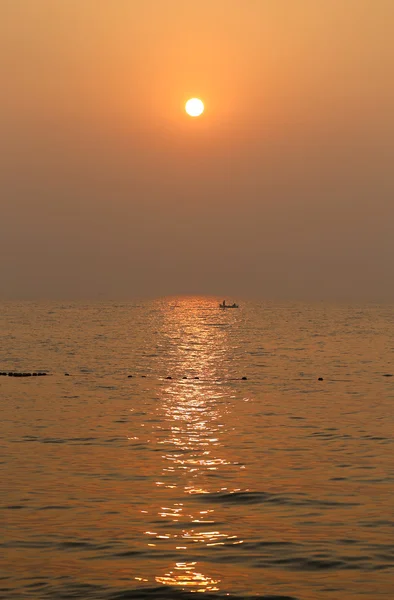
185,98,204,117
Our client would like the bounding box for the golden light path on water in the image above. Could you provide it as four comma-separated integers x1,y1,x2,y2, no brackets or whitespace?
143,299,246,592
3,300,394,598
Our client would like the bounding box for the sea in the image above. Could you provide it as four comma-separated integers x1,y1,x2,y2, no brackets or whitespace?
1,298,394,600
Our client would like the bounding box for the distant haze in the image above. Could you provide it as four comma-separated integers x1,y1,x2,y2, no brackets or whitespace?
1,0,393,301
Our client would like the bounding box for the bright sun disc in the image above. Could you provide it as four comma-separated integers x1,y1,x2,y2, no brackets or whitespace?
185,98,204,117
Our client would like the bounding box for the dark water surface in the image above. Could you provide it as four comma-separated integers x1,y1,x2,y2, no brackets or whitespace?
1,298,394,599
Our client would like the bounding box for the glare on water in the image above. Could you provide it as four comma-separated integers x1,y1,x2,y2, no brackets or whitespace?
1,297,394,599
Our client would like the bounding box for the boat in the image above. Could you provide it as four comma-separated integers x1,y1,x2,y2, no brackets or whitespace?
219,301,239,309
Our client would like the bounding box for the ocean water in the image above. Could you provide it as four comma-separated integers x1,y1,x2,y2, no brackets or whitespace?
1,298,394,600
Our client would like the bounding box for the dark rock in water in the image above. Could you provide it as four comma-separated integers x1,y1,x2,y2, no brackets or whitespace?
127,375,133,378
383,373,393,377
141,375,146,378
241,376,248,380
166,376,172,380
64,373,70,376
194,376,199,380
33,373,38,376
8,372,13,376
318,377,324,381
182,376,187,379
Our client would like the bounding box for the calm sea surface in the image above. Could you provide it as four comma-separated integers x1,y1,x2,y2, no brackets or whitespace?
1,298,394,600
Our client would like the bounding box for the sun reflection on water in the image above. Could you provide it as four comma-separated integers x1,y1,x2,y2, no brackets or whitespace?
144,298,244,592
156,561,220,592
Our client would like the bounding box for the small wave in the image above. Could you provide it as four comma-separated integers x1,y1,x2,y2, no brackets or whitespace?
201,491,272,505
109,590,299,600
37,505,72,511
112,550,148,558
362,520,394,528
196,490,359,508
262,556,346,570
1,540,54,549
28,583,300,600
17,436,126,446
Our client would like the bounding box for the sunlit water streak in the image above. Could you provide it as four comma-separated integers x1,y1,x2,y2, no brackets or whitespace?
1,298,394,599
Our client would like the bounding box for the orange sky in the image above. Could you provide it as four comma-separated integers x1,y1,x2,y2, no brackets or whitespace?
1,0,393,300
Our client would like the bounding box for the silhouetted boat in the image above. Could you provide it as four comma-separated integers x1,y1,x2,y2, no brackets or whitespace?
219,301,239,309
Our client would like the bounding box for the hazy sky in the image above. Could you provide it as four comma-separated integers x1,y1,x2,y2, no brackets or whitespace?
1,0,393,301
